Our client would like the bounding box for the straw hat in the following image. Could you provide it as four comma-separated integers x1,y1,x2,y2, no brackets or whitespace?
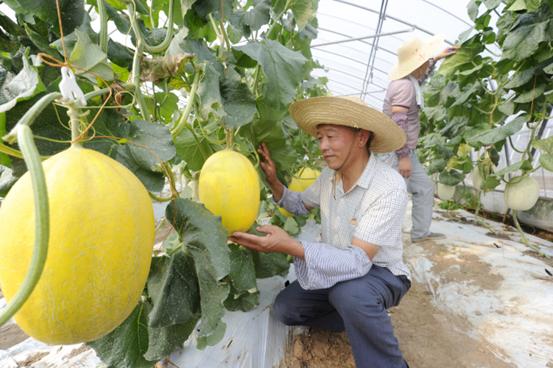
289,96,406,153
389,35,445,80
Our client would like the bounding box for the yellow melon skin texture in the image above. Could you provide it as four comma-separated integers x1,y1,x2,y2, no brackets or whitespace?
0,147,155,344
199,150,260,234
279,167,320,217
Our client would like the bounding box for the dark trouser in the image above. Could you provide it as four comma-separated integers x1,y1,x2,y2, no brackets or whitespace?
272,265,411,368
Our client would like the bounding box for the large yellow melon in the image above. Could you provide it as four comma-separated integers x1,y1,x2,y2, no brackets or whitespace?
199,150,260,233
0,147,155,344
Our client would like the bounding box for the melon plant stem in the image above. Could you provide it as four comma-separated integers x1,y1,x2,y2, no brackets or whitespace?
128,0,175,54
97,0,108,53
131,40,151,122
0,125,50,327
171,70,201,137
511,209,535,251
225,128,233,149
65,100,84,145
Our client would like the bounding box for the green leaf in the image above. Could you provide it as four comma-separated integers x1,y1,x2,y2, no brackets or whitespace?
437,46,479,76
533,135,553,154
68,29,114,82
173,120,218,171
226,244,258,294
466,115,526,146
439,170,464,185
224,286,259,311
190,246,229,349
224,244,259,311
235,40,307,112
504,67,536,89
127,120,176,171
147,252,200,328
144,320,198,361
142,250,201,361
0,54,45,113
145,92,179,124
166,199,231,348
513,83,545,103
502,19,549,61
481,175,501,191
105,2,131,33
3,0,85,35
544,61,553,74
242,0,271,31
88,303,153,368
508,0,527,11
467,0,481,21
483,0,501,9
539,154,553,172
247,118,297,173
166,198,230,280
283,216,300,235
450,83,479,107
495,159,533,176
84,112,168,192
290,0,318,30
498,100,515,115
427,157,447,174
220,68,256,129
252,252,290,278
197,62,224,120
508,0,543,11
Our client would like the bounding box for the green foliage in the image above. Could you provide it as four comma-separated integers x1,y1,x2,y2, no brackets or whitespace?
0,0,326,366
420,0,553,190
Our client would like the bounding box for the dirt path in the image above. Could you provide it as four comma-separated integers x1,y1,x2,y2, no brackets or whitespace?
283,277,514,368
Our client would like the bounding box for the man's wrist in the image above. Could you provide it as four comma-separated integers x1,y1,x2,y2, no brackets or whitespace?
270,181,285,202
287,239,305,259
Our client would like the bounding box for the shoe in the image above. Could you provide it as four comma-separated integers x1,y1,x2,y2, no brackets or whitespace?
411,232,446,242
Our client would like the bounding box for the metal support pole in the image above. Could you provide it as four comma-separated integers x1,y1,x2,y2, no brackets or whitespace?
312,28,413,48
360,0,389,99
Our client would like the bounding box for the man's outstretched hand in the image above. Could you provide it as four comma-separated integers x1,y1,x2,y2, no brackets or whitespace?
230,225,304,258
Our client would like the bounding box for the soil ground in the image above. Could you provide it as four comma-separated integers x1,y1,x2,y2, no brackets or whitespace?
283,276,515,368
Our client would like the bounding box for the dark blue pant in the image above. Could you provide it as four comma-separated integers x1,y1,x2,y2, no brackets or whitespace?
272,265,411,368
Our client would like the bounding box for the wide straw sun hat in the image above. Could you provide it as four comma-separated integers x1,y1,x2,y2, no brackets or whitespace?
389,35,445,80
289,96,406,153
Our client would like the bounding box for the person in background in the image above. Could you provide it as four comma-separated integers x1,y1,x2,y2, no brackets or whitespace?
231,96,412,368
383,36,457,242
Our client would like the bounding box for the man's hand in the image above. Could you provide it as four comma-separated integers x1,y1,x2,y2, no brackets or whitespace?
258,143,278,184
398,155,412,178
230,225,304,258
258,143,284,200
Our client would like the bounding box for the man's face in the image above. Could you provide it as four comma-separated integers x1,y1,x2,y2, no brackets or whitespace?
315,124,358,170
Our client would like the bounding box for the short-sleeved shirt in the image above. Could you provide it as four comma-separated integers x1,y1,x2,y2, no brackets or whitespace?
382,78,420,151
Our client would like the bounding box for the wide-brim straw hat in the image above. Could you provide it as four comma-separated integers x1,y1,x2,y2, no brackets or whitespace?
389,35,445,80
289,96,406,153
